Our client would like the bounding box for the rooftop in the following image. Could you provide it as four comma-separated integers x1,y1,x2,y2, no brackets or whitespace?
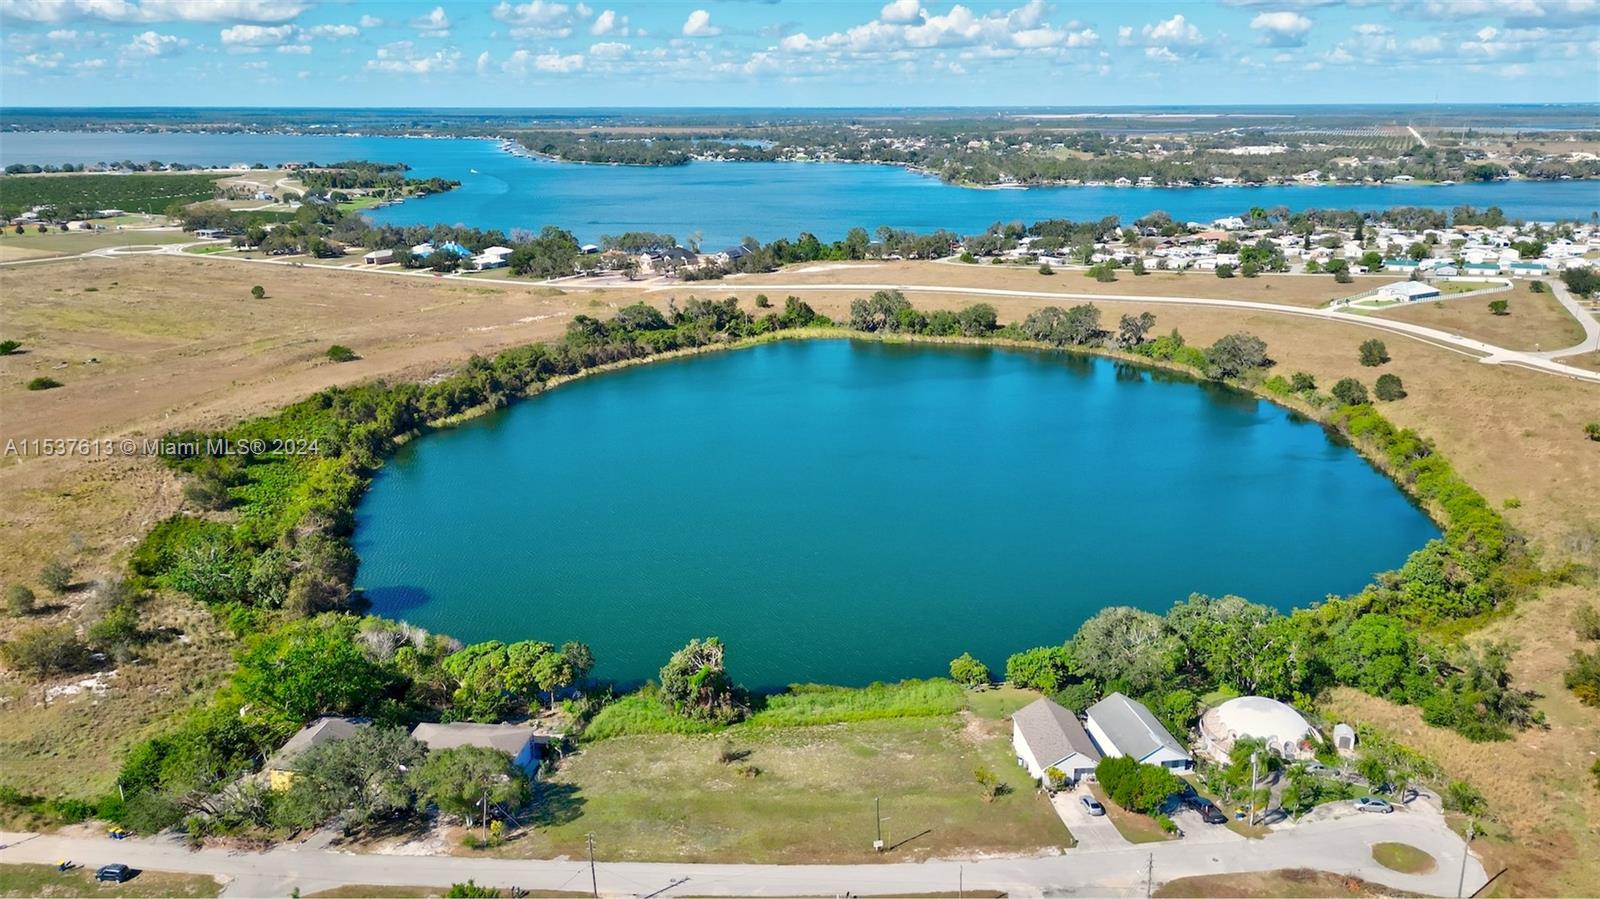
1013,698,1101,766
1087,692,1189,761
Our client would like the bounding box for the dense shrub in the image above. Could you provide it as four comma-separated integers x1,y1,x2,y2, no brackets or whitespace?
1095,756,1182,814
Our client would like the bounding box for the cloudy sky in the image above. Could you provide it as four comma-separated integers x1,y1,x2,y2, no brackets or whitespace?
1,0,1597,106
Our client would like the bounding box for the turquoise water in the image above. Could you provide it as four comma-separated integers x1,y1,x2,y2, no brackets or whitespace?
353,340,1439,688
3,131,1596,245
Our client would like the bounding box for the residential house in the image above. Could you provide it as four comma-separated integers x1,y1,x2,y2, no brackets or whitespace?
1383,258,1420,273
1011,698,1101,785
1084,692,1193,771
410,722,553,775
1377,281,1440,302
265,717,368,790
1463,261,1503,276
363,248,395,265
471,246,514,271
1509,261,1547,277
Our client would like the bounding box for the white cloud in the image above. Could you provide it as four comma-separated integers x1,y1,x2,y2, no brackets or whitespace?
492,1,580,37
366,40,460,73
1144,45,1180,62
682,9,719,37
1406,0,1598,27
305,24,359,39
502,47,585,74
358,14,383,28
780,1,1096,57
588,40,628,59
409,6,450,36
277,42,309,53
880,0,921,24
1249,11,1313,46
220,23,293,46
1142,14,1204,46
1116,25,1133,45
2,0,307,24
590,8,628,36
123,29,187,56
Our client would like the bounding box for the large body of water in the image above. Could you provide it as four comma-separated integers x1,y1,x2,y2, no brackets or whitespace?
3,131,1597,246
354,341,1440,688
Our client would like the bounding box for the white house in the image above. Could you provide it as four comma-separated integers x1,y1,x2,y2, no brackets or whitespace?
1011,698,1101,785
363,248,395,265
1084,692,1193,771
410,722,553,775
471,246,514,270
1197,696,1320,763
1377,281,1441,302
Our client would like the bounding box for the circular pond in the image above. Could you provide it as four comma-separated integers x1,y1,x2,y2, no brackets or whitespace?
354,339,1438,687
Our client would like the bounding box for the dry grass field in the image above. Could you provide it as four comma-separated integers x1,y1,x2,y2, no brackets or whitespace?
0,229,192,262
1370,282,1589,351
1,256,1597,890
734,261,1394,308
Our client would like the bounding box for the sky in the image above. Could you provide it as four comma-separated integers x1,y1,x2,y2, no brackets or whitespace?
0,0,1597,107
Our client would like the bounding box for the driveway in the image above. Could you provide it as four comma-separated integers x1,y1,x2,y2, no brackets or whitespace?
1050,788,1129,851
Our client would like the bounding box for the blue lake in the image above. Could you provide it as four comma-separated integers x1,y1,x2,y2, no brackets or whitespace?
2,131,1597,246
353,340,1440,688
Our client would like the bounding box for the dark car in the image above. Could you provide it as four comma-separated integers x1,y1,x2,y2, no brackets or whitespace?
1081,795,1106,816
95,864,132,883
1188,797,1227,824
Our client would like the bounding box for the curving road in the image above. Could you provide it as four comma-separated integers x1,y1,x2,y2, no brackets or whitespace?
0,807,1486,898
719,281,1600,384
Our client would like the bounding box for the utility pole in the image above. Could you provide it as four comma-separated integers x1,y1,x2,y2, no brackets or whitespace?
1246,750,1260,826
958,864,963,899
1456,820,1476,898
587,833,598,899
1145,852,1154,899
873,797,884,852
481,791,489,844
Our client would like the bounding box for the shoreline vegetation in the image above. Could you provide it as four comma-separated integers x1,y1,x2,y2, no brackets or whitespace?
0,284,1551,843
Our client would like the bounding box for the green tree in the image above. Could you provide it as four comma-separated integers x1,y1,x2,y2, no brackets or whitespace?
327,345,358,363
1207,332,1270,379
1215,263,1235,278
250,285,266,300
1375,373,1406,401
233,615,397,723
1038,261,1054,275
1095,756,1182,814
1331,377,1369,406
6,585,36,616
442,640,555,721
1070,607,1175,695
1588,422,1600,442
273,726,427,832
411,745,530,825
1289,371,1316,392
1488,299,1509,315
1329,615,1417,700
0,339,20,355
0,625,89,678
948,652,991,687
659,637,745,722
86,601,142,661
1116,312,1156,349
1005,645,1076,693
1358,339,1389,367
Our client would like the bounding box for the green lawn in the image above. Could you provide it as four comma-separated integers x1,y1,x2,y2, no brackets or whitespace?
0,863,220,898
1372,841,1438,874
1438,280,1498,294
491,713,1068,864
0,229,191,255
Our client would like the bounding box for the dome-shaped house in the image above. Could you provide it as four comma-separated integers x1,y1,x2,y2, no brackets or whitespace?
1199,696,1320,762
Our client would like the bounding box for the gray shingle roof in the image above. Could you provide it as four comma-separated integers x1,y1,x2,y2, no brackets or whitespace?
267,717,366,770
1013,698,1101,766
1086,692,1190,761
410,722,551,757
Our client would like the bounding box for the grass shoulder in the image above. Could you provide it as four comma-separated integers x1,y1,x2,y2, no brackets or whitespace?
0,863,220,899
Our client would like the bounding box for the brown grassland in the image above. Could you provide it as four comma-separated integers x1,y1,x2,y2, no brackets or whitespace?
1,254,1597,892
1371,281,1589,352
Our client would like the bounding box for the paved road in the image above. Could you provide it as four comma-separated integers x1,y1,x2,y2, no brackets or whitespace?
729,281,1600,384
1535,280,1600,360
0,808,1486,898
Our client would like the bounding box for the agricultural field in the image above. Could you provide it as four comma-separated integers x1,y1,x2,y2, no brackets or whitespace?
0,173,221,216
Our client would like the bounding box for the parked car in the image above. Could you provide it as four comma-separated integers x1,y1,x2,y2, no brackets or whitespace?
95,864,132,883
1188,797,1227,824
1301,762,1333,777
1355,796,1394,814
1081,795,1106,816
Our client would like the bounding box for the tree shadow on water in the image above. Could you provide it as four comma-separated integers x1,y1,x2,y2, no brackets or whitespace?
360,585,431,615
